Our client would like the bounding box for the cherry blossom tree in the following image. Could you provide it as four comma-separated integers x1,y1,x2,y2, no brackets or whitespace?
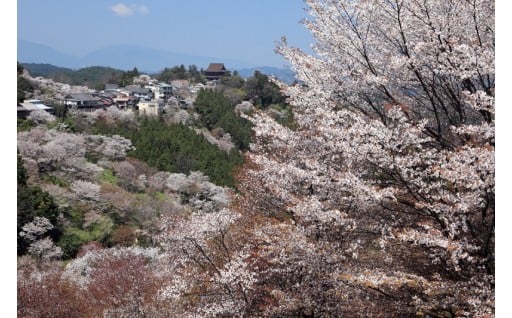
79,106,137,128
155,207,259,317
86,134,134,161
19,217,63,264
18,270,88,318
17,126,135,184
84,251,164,317
19,216,55,242
70,180,101,201
27,109,56,125
238,0,494,316
27,237,63,263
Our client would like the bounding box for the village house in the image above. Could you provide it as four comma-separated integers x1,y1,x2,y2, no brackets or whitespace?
145,83,172,101
17,99,53,119
124,85,153,101
170,79,189,90
111,90,138,108
97,95,115,107
61,93,102,110
104,84,119,92
138,100,164,116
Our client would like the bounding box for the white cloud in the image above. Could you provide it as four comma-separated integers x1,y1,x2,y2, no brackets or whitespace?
110,3,133,16
110,3,149,17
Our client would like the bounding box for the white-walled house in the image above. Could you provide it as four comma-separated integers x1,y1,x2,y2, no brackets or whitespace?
145,83,172,101
138,100,164,116
159,83,172,97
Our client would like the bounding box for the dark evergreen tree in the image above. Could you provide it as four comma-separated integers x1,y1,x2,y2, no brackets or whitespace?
17,153,62,255
194,89,253,150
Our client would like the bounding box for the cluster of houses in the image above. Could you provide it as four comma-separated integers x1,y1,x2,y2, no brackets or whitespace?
18,63,229,118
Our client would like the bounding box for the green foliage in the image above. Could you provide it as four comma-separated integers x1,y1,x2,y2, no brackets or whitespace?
56,231,83,259
66,66,122,87
188,65,206,84
245,70,286,108
158,65,186,82
48,102,68,119
222,87,246,105
58,216,114,258
269,104,297,129
21,63,73,77
112,67,140,87
154,191,168,201
95,82,106,91
17,171,61,229
17,153,27,189
100,169,118,185
65,206,86,228
17,119,35,132
17,156,63,255
220,73,245,88
20,63,136,89
17,185,61,228
42,174,70,187
157,64,206,84
17,76,34,103
18,62,25,75
62,114,92,133
17,78,30,97
94,117,243,188
194,89,253,151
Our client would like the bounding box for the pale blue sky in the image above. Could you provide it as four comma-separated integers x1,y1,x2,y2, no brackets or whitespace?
17,0,316,67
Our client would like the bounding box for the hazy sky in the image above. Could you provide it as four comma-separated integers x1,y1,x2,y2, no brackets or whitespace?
17,0,316,67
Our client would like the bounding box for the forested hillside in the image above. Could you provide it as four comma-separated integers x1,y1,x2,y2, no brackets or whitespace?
92,115,244,187
17,0,494,316
16,62,288,270
21,63,139,89
20,63,73,77
17,105,242,260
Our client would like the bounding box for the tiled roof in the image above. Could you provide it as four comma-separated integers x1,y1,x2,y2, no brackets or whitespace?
66,93,98,101
205,63,226,72
128,87,151,94
19,102,52,111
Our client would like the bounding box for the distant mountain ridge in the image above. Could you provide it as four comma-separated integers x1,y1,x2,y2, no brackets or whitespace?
18,40,81,69
22,62,298,87
18,39,274,73
19,63,74,78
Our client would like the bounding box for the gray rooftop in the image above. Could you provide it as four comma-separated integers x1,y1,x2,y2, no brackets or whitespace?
65,93,98,101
